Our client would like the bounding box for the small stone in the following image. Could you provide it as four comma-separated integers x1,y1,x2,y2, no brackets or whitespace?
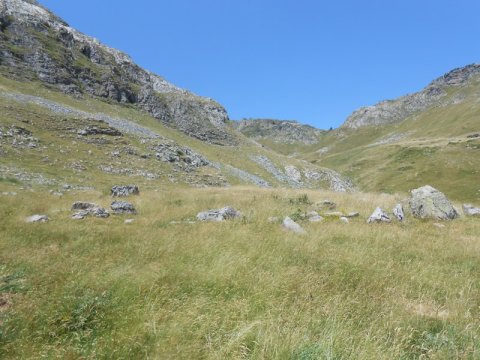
111,201,137,215
463,204,480,216
306,211,319,217
433,223,446,228
340,217,349,224
316,200,336,209
367,207,391,223
268,216,279,223
91,207,110,218
393,204,405,222
25,214,49,223
282,216,306,234
124,219,135,224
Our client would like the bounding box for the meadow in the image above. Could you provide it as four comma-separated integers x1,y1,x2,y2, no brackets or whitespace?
1,185,479,359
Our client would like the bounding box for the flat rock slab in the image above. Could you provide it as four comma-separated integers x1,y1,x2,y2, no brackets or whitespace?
283,216,306,234
197,207,241,222
463,204,480,216
409,185,458,220
367,207,391,223
111,201,137,215
25,214,49,223
111,185,139,197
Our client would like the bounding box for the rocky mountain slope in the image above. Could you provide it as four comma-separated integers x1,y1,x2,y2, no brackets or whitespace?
0,0,354,193
0,0,234,145
342,64,480,129
233,119,324,144
300,64,480,201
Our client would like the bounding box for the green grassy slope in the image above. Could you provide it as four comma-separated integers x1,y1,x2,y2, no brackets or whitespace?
0,75,342,191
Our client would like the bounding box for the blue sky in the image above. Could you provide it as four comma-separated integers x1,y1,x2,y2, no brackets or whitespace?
40,0,480,129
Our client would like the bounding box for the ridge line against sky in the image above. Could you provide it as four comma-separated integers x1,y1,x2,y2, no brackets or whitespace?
39,0,480,129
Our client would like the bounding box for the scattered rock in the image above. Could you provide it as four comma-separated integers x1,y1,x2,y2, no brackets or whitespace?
111,201,137,215
463,204,480,216
197,207,241,222
111,185,140,197
282,216,306,234
77,125,123,137
409,185,458,220
72,211,89,220
316,200,336,210
306,211,319,217
91,207,110,218
71,202,97,211
124,219,135,224
25,214,49,223
393,204,405,222
309,215,324,222
324,211,344,218
340,217,349,224
346,212,359,218
367,207,391,223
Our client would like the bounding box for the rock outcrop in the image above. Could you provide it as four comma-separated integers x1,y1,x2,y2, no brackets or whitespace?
409,185,459,220
0,0,236,145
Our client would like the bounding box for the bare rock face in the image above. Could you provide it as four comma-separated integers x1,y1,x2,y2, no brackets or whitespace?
463,204,480,217
282,216,306,234
197,207,241,222
0,0,236,145
367,207,391,223
409,185,459,220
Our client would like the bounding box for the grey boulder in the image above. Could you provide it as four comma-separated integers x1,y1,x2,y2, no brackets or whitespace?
71,202,97,211
111,201,137,215
393,204,405,222
111,185,139,197
367,207,391,223
463,204,480,216
197,207,241,222
282,216,306,234
409,185,458,220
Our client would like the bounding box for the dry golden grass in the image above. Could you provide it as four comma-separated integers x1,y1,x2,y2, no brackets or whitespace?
0,185,479,359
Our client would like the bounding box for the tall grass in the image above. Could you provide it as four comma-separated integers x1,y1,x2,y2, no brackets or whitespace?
0,186,479,358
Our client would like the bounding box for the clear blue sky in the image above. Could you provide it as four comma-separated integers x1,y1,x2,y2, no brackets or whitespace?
40,0,480,129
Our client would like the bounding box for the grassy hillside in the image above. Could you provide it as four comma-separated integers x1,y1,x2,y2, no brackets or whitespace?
0,75,348,191
300,76,480,202
0,185,479,359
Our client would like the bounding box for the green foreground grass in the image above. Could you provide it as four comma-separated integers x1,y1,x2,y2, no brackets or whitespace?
0,186,479,359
